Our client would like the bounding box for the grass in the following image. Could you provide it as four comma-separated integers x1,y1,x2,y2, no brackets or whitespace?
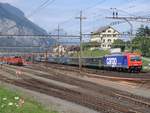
142,59,150,66
0,87,58,113
142,57,150,72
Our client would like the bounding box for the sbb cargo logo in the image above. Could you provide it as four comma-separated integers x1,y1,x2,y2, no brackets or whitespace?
106,58,117,67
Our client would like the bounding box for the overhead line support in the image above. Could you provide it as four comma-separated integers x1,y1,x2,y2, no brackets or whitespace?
75,10,86,71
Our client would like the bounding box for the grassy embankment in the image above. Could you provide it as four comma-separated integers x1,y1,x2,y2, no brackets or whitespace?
0,87,58,113
73,49,110,57
142,57,150,72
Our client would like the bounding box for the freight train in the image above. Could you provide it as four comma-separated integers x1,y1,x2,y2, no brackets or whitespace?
36,52,143,72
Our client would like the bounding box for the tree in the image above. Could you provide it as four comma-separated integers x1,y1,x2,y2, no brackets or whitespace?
82,41,101,50
132,25,150,57
111,39,126,52
136,25,145,37
136,25,150,37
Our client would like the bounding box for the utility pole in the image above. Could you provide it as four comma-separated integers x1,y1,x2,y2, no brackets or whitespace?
45,50,48,69
57,25,60,57
55,25,63,57
75,11,86,70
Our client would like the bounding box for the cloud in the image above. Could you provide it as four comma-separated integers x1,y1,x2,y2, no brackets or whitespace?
0,0,20,4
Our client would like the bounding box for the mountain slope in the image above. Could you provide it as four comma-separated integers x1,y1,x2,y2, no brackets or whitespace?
0,3,47,35
0,3,55,50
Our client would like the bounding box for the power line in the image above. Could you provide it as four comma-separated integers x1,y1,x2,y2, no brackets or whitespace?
57,0,107,26
27,0,56,17
0,34,80,38
115,8,136,17
107,8,150,28
83,0,107,12
3,0,56,34
41,0,56,9
61,0,148,28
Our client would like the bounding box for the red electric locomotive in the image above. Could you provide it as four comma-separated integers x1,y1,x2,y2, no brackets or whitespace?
103,52,142,72
126,53,142,72
5,56,24,66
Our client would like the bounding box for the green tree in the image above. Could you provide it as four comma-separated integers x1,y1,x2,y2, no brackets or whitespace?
132,25,150,57
111,39,126,52
132,37,150,56
82,41,101,50
136,25,150,37
136,25,145,37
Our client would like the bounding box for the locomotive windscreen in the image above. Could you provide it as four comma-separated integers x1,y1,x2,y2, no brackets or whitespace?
130,56,141,61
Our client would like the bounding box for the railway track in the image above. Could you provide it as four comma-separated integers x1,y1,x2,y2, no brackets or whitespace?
26,63,150,85
4,65,150,101
35,62,150,79
0,71,135,113
1,64,150,113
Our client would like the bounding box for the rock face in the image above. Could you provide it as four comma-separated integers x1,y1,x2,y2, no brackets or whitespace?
0,3,55,51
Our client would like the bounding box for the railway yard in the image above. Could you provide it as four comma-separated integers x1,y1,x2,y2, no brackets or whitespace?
1,0,150,113
0,63,150,113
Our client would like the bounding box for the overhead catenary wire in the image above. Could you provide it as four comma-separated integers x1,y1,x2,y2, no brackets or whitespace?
55,1,110,38
57,4,136,35
115,8,136,17
57,0,139,27
58,0,139,34
3,0,150,37
27,0,56,18
57,0,107,26
82,0,107,12
27,0,50,17
0,33,136,38
84,9,150,34
57,0,149,34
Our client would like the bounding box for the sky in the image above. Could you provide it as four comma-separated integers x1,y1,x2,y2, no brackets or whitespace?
0,0,150,35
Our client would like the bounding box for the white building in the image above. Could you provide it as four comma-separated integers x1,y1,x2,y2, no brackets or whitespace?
52,45,66,56
91,26,120,49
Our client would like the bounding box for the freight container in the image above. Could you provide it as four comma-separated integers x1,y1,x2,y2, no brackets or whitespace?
103,54,128,69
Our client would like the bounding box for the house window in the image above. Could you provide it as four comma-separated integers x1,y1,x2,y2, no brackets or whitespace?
103,34,106,37
108,39,111,42
103,45,106,47
108,45,111,47
113,34,117,37
103,39,105,43
108,30,111,33
107,34,112,37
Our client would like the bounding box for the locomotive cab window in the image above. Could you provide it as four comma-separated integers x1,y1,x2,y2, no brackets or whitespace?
130,56,141,61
